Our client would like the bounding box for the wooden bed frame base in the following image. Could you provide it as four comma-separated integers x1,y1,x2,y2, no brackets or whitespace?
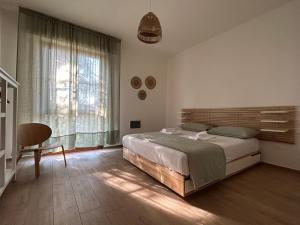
123,147,261,197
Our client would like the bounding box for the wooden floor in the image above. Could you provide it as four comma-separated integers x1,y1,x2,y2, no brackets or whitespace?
0,149,299,225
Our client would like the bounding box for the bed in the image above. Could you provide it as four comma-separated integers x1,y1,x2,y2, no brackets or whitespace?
122,106,296,197
123,130,261,196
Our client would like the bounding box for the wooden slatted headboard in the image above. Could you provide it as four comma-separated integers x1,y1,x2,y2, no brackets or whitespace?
181,106,296,144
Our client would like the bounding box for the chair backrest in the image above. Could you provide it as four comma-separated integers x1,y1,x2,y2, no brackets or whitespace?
17,123,52,147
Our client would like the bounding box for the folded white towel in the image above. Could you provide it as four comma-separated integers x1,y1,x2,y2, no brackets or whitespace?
187,136,198,140
196,131,216,140
161,128,181,135
196,131,208,136
162,128,177,132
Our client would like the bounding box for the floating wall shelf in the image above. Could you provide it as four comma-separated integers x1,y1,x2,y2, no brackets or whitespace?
260,129,289,133
260,110,289,114
260,120,289,123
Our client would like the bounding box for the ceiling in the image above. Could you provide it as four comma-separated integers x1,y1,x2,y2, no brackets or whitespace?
0,0,291,56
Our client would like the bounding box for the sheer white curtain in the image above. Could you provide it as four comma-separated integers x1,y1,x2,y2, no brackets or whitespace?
17,8,120,148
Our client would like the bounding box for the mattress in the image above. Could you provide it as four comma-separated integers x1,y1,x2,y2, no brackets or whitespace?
122,130,259,176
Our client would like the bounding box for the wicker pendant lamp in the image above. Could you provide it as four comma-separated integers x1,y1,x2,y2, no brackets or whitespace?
137,0,162,44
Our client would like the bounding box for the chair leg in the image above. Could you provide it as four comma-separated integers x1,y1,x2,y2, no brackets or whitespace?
34,150,41,178
61,145,67,167
37,150,42,162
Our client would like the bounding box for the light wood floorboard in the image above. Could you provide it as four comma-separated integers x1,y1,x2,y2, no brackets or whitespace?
0,149,299,225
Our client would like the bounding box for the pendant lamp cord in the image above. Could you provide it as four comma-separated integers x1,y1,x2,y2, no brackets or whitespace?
149,0,152,11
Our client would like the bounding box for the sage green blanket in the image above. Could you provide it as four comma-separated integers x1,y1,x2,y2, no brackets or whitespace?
130,132,226,189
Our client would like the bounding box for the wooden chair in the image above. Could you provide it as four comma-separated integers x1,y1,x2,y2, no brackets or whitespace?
17,123,67,178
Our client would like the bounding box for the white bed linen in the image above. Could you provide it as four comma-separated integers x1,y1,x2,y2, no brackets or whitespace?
122,130,259,176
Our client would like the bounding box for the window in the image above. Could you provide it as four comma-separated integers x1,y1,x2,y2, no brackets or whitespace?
18,8,120,147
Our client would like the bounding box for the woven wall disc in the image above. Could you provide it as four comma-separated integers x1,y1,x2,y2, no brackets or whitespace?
145,76,156,89
138,90,147,100
131,76,142,89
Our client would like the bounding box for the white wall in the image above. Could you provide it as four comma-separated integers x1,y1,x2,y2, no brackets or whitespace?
0,8,18,77
0,7,18,158
166,1,300,171
120,42,166,138
0,9,3,64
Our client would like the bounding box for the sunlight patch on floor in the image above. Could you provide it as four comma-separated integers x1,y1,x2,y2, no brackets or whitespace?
95,169,216,224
